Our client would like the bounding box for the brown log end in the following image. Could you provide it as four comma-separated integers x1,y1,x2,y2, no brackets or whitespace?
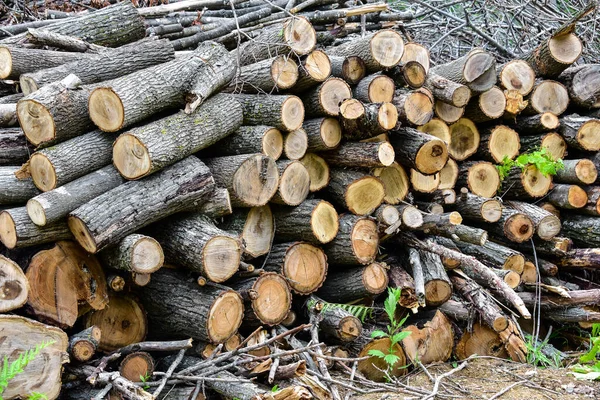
89,87,125,132
234,154,280,206
402,60,427,88
499,60,536,96
283,16,317,56
318,117,342,149
119,352,154,382
250,272,292,326
284,128,308,160
549,33,582,65
0,255,29,312
351,218,379,264
0,211,17,249
113,133,151,179
271,55,299,90
362,262,388,295
481,198,503,222
337,315,362,342
311,200,339,244
368,75,395,103
575,119,600,151
415,137,448,175
68,215,98,253
540,132,567,161
401,311,453,364
466,162,500,198
373,162,409,204
280,95,305,131
455,323,508,360
478,86,506,119
486,125,520,163
529,81,569,115
503,270,521,289
129,236,164,274
418,118,450,144
262,128,284,160
424,280,452,306
283,242,328,294
16,100,56,146
342,56,367,84
370,30,405,69
435,101,464,124
521,261,538,284
504,254,525,274
304,50,331,83
203,236,242,282
243,205,274,258
276,160,310,206
0,46,13,79
399,90,434,126
378,102,399,130
522,164,553,198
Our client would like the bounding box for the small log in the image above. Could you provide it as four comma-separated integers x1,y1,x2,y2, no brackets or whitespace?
292,49,331,92
272,199,339,244
505,200,561,240
119,352,154,382
307,295,362,343
89,42,235,132
499,164,553,199
537,259,559,277
262,242,327,295
456,161,500,198
389,127,448,174
561,214,600,247
204,154,279,207
230,273,292,326
320,141,395,168
220,205,274,258
211,125,284,160
304,117,341,152
419,250,452,306
402,310,453,364
554,248,600,270
68,156,215,253
476,125,520,163
301,77,351,117
524,80,569,115
339,99,397,140
555,158,597,185
423,73,471,107
0,166,39,205
430,48,497,93
230,55,299,93
107,274,126,292
425,223,488,246
68,326,101,363
541,306,600,324
451,275,508,332
387,260,418,309
0,128,32,165
138,268,242,343
401,42,430,73
235,16,316,65
453,240,525,273
497,59,536,96
353,74,395,103
559,114,600,151
328,55,366,84
372,162,410,204
283,128,308,160
463,86,506,123
547,184,588,209
519,132,567,161
512,112,560,134
559,64,600,109
26,165,124,226
521,32,582,78
410,169,440,193
324,214,378,265
300,153,330,192
149,213,241,282
486,207,535,243
0,207,72,249
0,45,88,79
434,101,464,124
0,254,28,312
358,337,407,382
494,268,522,288
454,189,502,223
236,93,305,132
271,160,310,206
99,234,164,275
436,158,458,190
398,248,426,307
317,262,388,303
327,168,384,215
447,118,480,161
385,60,427,89
0,315,68,400
581,186,600,216
26,241,108,328
113,93,243,180
327,29,404,72
520,261,538,284
392,88,434,126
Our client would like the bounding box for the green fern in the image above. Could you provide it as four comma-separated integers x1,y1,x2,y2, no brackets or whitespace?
0,340,55,400
319,302,375,322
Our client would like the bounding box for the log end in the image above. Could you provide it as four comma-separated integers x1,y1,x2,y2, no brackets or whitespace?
271,55,299,90
284,128,308,160
319,77,351,116
68,215,98,253
467,162,500,198
345,176,385,215
339,98,364,120
377,142,395,166
300,153,329,192
435,100,464,124
304,50,332,82
208,290,244,343
424,280,452,306
418,118,451,145
319,117,342,149
131,236,164,274
0,210,17,249
479,86,506,119
373,162,409,204
453,85,472,107
378,102,398,130
20,75,39,96
522,164,553,198
499,60,535,96
577,119,600,151
113,133,151,180
488,125,520,163
311,200,339,244
415,137,448,175
132,272,151,287
88,87,125,132
481,198,502,222
540,112,560,130
449,118,479,161
26,198,47,226
119,352,154,382
410,169,440,193
567,184,589,208
242,205,274,258
0,255,29,312
284,242,328,294
363,262,388,295
530,81,569,115
338,315,363,342
504,212,535,243
402,60,427,88
204,236,242,282
371,30,405,69
284,16,317,56
368,75,395,103
400,90,434,126
342,56,367,84
351,218,379,264
0,46,12,79
262,127,284,160
541,132,566,161
504,254,525,274
549,33,582,65
537,214,562,241
401,204,424,228
251,272,292,326
503,270,521,289
70,340,96,362
575,159,598,184
233,154,280,207
276,161,310,206
29,153,57,192
17,99,55,146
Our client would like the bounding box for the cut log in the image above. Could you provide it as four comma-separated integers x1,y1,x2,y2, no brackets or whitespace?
272,199,339,244
68,326,101,362
476,125,520,163
394,204,424,230
392,88,434,126
581,186,600,216
420,211,462,230
113,93,243,180
211,125,284,160
320,141,395,168
494,268,521,288
235,16,316,65
327,29,404,72
418,117,450,145
26,129,114,192
236,93,305,131
453,240,525,273
454,189,503,223
301,77,352,117
559,114,600,151
99,234,163,275
204,154,279,207
324,214,378,265
389,127,448,174
339,99,398,140
139,268,242,343
307,296,362,343
284,128,308,160
0,254,28,312
410,169,440,193
519,132,567,161
304,117,341,152
327,168,384,215
555,249,600,270
505,201,561,240
271,160,310,206
17,75,93,146
230,272,292,326
0,128,32,165
437,158,458,189
454,322,509,360
486,207,535,243
561,214,600,247
450,275,508,332
401,42,430,74
119,352,154,382
0,207,72,249
423,73,471,107
149,213,241,282
425,223,488,246
524,80,569,115
434,100,464,124
522,32,582,78
499,164,553,199
547,184,588,209
464,86,506,123
419,250,452,306
554,159,597,185
262,242,327,295
300,153,330,192
293,50,331,92
353,74,395,103
456,161,501,198
20,38,176,94
497,60,536,96
447,118,480,161
0,103,16,127
0,46,89,79
26,241,108,328
230,55,299,93
358,337,407,382
372,162,410,204
559,64,600,109
220,205,274,258
513,112,560,135
89,42,235,132
68,156,215,253
416,188,456,205
401,310,453,364
328,55,366,84
0,315,68,400
387,261,418,309
398,247,426,307
317,262,387,303
384,60,427,89
431,48,497,93
0,166,39,205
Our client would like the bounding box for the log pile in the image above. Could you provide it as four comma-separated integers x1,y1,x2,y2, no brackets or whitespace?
1,1,600,399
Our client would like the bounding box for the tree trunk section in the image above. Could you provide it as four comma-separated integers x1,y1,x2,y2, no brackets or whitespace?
419,250,452,306
0,128,32,165
389,126,448,174
456,161,501,198
230,55,299,93
547,184,588,209
497,59,536,96
387,260,419,309
384,60,427,89
463,86,506,123
324,214,378,265
317,262,388,303
327,29,404,72
454,189,502,223
270,160,310,206
235,93,305,131
353,74,395,103
559,64,600,109
505,200,561,240
0,166,39,205
401,310,453,364
499,164,553,199
392,88,434,126
453,240,525,273
519,132,567,161
555,158,597,185
475,125,520,163
357,337,407,382
272,199,339,244
423,73,471,107
220,205,274,258
0,206,72,249
451,275,508,332
210,125,284,160
339,99,398,140
521,32,582,78
0,254,29,312
523,80,569,115
372,162,410,204
511,112,560,134
431,48,497,93
68,326,101,362
559,114,600,151
99,234,164,275
0,46,91,79
561,214,600,247
435,100,464,124
319,141,395,168
448,118,480,161
327,168,384,215
301,77,351,117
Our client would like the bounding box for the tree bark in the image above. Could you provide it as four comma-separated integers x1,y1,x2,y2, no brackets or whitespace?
555,158,597,185
559,64,600,109
450,275,508,332
272,199,339,244
99,234,164,275
431,48,497,93
547,183,588,209
519,132,567,161
453,239,525,273
0,45,88,79
0,166,39,205
505,200,561,240
210,125,284,160
389,126,448,174
387,259,419,309
511,112,560,134
453,189,502,223
327,168,385,215
306,295,362,343
580,185,600,216
521,32,582,78
384,60,427,89
235,93,305,131
317,262,388,303
324,214,378,265
339,99,398,140
561,214,600,247
456,161,500,198
327,29,404,72
0,128,33,165
423,73,471,107
0,206,72,249
499,164,553,199
319,141,395,168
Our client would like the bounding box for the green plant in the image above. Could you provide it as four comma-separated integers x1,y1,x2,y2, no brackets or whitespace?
496,148,564,182
523,334,561,368
139,372,152,390
571,323,600,380
367,288,411,368
0,340,55,400
271,385,279,393
318,301,374,323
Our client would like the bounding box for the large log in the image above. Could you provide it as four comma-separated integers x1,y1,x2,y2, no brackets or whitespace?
149,213,241,283
431,48,497,93
521,32,582,78
475,125,520,163
98,234,164,275
372,162,410,204
455,161,500,198
389,127,448,175
453,189,502,223
0,207,72,249
68,156,215,253
327,29,404,72
301,77,352,117
0,128,32,165
271,160,310,206
559,114,600,151
519,132,567,161
353,74,395,103
317,262,388,303
327,168,384,215
559,64,600,109
210,125,284,160
0,46,89,80
235,93,305,131
0,254,28,312
20,38,176,94
324,214,378,265
554,158,597,185
561,214,600,247
220,205,274,259
0,166,39,205
463,86,506,123
89,42,235,132
26,165,124,226
113,93,243,180
554,248,600,270
447,118,479,161
230,55,299,93
497,60,536,96
272,199,339,244
283,128,308,160
505,201,561,241
524,80,569,115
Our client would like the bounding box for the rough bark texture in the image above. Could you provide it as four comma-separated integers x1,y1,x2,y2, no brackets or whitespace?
499,164,553,199
301,77,352,117
271,199,339,244
229,55,299,93
521,33,582,78
547,184,588,209
319,141,395,168
327,29,404,72
324,214,378,265
511,112,560,134
392,88,434,126
559,114,600,151
419,250,453,306
211,125,284,159
453,190,502,223
519,132,567,162
454,240,525,273
0,128,33,165
353,74,395,103
561,214,600,248
235,93,305,131
339,100,398,140
389,126,448,175
505,200,561,240
431,48,497,93
423,73,471,107
329,55,366,84
0,165,39,205
559,64,600,109
0,206,72,249
317,262,388,303
450,275,508,332
0,45,90,80
99,233,164,275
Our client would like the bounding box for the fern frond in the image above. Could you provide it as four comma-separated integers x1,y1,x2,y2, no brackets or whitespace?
320,302,374,322
0,340,56,397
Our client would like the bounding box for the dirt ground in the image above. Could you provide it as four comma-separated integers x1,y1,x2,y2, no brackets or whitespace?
350,358,600,399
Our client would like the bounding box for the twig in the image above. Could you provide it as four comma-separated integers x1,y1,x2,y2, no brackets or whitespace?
88,353,122,385
309,312,342,400
92,383,113,400
344,361,358,400
487,380,528,400
107,339,193,357
153,349,186,397
423,360,469,400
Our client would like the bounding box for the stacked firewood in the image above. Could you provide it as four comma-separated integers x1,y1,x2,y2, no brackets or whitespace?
1,1,600,399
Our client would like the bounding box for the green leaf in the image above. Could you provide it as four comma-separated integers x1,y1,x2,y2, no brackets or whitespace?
384,288,398,323
368,349,386,359
391,331,411,345
370,330,388,339
384,353,401,366
271,385,279,393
